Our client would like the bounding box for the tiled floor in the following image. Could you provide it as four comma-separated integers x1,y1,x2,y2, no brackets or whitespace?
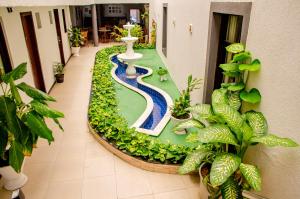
22,44,201,199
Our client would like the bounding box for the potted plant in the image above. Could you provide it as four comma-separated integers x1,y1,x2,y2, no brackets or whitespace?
176,43,299,198
68,27,83,56
54,62,64,83
0,63,64,191
157,67,168,81
171,75,202,134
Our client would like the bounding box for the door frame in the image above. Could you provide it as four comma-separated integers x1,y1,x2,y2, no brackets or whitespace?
162,3,168,57
20,11,46,92
53,9,65,65
203,2,252,103
0,17,13,73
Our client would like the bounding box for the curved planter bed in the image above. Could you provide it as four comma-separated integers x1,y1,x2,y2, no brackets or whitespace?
88,122,181,174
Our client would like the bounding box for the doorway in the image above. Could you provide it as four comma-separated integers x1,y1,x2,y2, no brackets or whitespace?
0,19,12,74
162,4,168,57
203,2,252,103
20,12,46,92
53,9,65,65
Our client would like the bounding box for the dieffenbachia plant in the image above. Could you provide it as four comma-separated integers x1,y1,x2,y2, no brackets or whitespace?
0,63,64,172
175,43,298,198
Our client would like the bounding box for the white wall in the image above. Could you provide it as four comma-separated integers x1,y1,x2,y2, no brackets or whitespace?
0,6,71,92
152,0,300,198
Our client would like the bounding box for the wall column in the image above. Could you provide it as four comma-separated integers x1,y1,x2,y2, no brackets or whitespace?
92,4,99,47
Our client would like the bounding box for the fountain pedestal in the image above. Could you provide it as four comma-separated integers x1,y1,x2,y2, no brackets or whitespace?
117,23,143,78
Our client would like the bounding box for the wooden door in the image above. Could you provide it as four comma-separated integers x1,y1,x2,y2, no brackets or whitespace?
0,20,12,73
53,9,65,65
20,12,46,92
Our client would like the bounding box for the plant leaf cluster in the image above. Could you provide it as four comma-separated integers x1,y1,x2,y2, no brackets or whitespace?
68,27,84,47
177,43,298,198
0,63,64,172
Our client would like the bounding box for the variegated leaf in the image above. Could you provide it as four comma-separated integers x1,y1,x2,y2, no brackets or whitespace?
173,119,204,132
221,176,243,199
225,43,245,54
245,111,268,137
239,163,262,191
240,122,253,141
228,92,241,111
212,89,228,106
210,154,241,186
197,124,238,146
213,103,244,141
178,149,210,174
187,104,213,119
250,134,298,147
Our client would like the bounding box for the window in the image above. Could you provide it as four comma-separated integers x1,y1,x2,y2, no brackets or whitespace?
130,9,140,23
62,9,67,33
162,4,168,57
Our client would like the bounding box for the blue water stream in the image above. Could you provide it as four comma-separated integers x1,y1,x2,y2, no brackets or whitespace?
111,55,167,130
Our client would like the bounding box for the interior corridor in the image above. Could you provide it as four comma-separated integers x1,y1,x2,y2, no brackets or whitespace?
21,44,200,199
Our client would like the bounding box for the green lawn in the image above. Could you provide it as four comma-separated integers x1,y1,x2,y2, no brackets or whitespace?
114,49,192,146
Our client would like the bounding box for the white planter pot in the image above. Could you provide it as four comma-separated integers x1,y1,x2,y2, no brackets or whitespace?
171,113,192,135
0,166,28,191
71,46,80,56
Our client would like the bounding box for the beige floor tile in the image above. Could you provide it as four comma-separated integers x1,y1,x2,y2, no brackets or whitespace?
24,144,59,164
84,156,114,178
114,155,146,174
187,187,201,199
181,174,200,188
44,180,82,199
116,169,152,198
147,172,186,194
154,189,190,199
22,182,48,199
82,176,117,199
120,194,154,199
23,163,53,185
50,158,84,182
85,140,112,159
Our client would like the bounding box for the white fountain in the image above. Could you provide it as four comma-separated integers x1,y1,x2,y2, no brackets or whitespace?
117,22,143,78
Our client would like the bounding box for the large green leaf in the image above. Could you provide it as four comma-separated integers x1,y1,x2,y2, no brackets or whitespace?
223,71,241,77
250,134,298,147
219,63,239,72
221,176,243,199
213,103,244,141
210,154,241,186
2,63,27,83
240,122,253,141
17,82,55,101
225,43,245,54
240,88,261,104
232,51,251,63
9,79,22,105
187,104,213,118
9,141,24,172
30,100,64,118
227,82,245,92
178,149,210,174
239,59,261,72
245,111,268,137
173,119,204,132
197,124,238,146
212,89,228,106
239,163,262,191
0,96,23,140
24,111,54,142
228,92,241,111
0,125,8,158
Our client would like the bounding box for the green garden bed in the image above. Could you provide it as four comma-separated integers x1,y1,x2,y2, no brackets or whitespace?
88,46,194,164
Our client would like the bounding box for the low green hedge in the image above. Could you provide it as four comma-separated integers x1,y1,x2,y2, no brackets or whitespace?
88,46,192,164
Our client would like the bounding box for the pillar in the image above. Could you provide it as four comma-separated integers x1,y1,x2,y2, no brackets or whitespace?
92,4,99,47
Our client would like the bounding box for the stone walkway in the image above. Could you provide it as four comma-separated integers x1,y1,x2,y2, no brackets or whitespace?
22,44,201,199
